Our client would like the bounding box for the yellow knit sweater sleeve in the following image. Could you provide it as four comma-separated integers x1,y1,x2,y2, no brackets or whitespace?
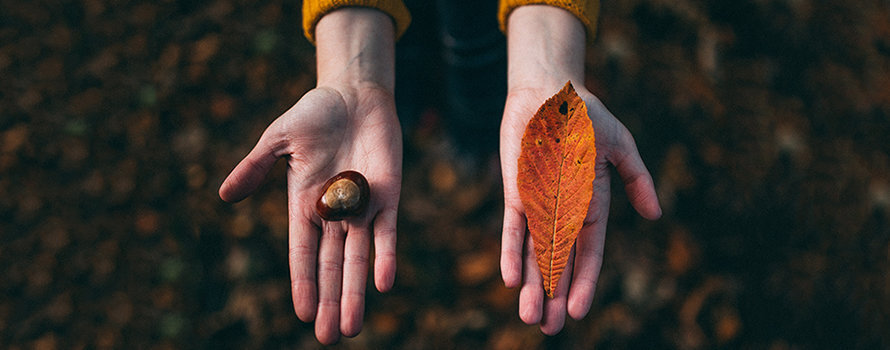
498,0,600,42
302,0,412,44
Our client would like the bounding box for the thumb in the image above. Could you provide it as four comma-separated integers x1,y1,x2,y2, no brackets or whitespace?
610,128,662,220
219,128,284,202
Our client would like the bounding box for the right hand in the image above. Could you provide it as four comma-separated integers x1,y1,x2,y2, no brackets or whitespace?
220,8,401,345
219,83,402,344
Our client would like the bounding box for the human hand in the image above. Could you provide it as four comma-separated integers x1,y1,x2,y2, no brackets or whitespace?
499,6,662,335
219,8,400,344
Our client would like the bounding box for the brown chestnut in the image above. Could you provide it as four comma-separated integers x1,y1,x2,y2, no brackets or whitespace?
315,170,370,221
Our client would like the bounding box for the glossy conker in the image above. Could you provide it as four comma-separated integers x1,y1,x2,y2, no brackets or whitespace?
315,170,370,221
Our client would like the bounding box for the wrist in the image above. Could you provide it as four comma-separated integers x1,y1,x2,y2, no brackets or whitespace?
315,8,396,93
506,5,586,93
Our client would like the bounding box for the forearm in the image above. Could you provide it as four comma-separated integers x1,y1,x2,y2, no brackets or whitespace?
506,5,586,92
315,8,396,93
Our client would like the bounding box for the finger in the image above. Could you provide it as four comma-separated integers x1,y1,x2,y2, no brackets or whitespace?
567,171,611,320
609,129,662,220
219,131,282,203
518,235,543,325
501,204,527,288
289,208,319,322
340,224,370,337
373,208,398,292
540,247,574,335
315,221,346,345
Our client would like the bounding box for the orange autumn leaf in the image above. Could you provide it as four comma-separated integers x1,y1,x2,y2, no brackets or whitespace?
517,81,596,298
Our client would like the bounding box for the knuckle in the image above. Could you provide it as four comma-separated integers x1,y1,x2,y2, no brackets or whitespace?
344,253,369,266
318,260,343,274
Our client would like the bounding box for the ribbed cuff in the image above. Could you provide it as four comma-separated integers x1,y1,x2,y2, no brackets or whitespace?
498,0,599,43
302,0,412,45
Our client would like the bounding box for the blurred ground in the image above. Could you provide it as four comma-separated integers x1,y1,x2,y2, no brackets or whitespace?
2,0,890,348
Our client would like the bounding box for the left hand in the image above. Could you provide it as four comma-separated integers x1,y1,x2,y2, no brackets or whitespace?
499,5,662,335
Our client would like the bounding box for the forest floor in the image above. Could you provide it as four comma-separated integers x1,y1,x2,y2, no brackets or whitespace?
2,0,889,348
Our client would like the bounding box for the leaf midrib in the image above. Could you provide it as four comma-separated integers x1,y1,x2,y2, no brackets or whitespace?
549,119,568,290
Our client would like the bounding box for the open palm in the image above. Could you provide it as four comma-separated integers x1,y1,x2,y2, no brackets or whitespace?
500,82,661,334
219,85,401,344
